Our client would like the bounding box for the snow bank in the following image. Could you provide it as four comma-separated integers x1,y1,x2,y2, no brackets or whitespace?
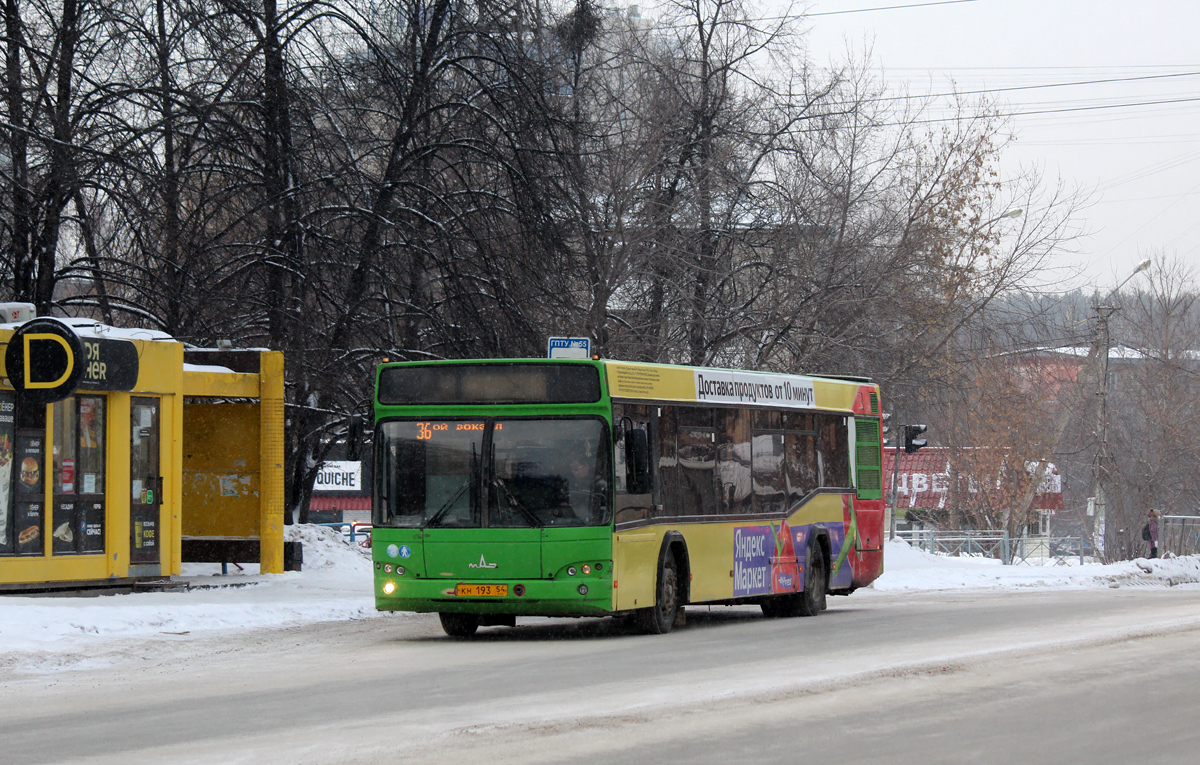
871,537,1200,592
0,524,386,674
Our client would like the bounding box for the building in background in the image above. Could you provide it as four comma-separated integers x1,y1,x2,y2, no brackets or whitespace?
889,447,1064,534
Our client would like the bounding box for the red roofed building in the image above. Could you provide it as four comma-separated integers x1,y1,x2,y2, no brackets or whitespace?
887,447,1064,530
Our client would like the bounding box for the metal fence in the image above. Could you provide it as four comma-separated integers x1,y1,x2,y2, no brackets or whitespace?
1011,536,1088,566
895,529,1090,566
1161,516,1200,557
896,529,1010,562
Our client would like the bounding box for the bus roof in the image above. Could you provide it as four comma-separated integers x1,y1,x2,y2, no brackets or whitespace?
375,358,880,416
601,359,878,415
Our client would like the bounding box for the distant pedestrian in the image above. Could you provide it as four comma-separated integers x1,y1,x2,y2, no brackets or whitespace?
1143,508,1160,558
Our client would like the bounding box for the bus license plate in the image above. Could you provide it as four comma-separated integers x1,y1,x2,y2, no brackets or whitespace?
455,583,508,597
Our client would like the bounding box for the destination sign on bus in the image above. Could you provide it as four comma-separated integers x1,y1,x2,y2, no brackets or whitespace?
414,421,501,439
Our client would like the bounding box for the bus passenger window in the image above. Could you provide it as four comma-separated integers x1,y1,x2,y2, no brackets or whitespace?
752,432,786,514
785,432,818,503
677,426,717,516
818,414,850,488
678,406,712,428
717,409,751,515
656,407,679,518
752,410,781,431
785,412,814,432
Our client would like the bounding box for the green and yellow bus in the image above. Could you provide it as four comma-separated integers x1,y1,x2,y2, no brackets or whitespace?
371,359,886,637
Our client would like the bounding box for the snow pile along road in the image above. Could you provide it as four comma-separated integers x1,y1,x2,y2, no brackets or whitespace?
873,537,1200,592
0,524,385,673
4,526,1200,675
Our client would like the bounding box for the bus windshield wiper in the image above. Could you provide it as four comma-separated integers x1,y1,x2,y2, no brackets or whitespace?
425,480,470,528
491,478,542,527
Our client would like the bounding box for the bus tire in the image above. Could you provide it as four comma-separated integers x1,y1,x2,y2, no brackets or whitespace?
636,552,679,634
798,542,827,617
439,612,480,638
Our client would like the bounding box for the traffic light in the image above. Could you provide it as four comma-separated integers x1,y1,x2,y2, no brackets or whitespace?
903,424,928,454
882,412,894,448
347,414,364,460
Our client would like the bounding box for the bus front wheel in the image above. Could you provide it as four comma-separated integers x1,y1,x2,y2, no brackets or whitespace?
636,553,679,634
439,612,480,638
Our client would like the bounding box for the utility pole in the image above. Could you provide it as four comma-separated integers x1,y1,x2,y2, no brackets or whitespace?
1091,299,1114,561
888,418,902,541
1089,257,1150,561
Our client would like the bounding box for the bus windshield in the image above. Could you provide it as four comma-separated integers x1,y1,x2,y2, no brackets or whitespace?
375,418,611,528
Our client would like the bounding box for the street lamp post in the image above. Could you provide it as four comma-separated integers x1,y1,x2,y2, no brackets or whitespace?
1091,257,1152,560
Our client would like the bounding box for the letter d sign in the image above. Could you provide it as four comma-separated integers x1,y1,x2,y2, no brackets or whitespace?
4,318,84,403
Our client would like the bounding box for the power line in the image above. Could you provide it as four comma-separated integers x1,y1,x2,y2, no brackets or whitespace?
1099,179,1200,258
837,72,1200,108
808,0,980,16
879,94,1200,128
633,1,981,31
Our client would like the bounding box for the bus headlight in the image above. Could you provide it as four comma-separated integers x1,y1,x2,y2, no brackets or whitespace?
567,566,577,576
384,564,393,573
383,582,396,595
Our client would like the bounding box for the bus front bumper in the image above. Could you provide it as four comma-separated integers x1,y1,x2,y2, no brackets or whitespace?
374,576,613,616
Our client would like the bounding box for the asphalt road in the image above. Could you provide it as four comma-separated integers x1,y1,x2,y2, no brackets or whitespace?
5,587,1200,763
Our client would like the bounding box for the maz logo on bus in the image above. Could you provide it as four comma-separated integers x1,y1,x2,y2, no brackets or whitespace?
469,555,498,569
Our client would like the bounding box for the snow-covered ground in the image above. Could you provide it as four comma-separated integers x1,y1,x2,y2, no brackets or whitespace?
2,528,1198,675
870,537,1200,592
0,525,387,673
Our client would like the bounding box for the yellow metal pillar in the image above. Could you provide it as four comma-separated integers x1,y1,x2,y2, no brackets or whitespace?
258,351,285,573
169,342,185,575
106,393,131,578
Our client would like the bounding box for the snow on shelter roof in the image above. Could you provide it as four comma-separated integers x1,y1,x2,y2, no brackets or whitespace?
0,317,175,342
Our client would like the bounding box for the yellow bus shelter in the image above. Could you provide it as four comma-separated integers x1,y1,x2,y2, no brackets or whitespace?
0,316,285,589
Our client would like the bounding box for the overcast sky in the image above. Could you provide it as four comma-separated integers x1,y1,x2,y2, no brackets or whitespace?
797,0,1200,292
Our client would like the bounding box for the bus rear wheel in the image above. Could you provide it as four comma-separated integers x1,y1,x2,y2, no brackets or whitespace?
797,543,827,617
439,612,480,638
636,553,679,634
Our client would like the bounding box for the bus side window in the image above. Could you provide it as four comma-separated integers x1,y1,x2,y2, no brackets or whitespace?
818,414,850,488
785,432,818,504
717,409,751,515
656,407,678,518
752,432,786,514
613,404,656,524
